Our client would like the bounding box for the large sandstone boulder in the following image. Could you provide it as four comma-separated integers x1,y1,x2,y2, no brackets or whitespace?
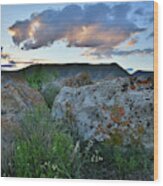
1,75,45,172
52,77,153,150
41,72,93,108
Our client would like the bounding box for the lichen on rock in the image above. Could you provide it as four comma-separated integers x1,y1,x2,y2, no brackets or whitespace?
52,77,154,150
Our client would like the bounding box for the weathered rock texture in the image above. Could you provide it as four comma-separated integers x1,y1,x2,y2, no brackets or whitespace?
1,75,45,170
52,77,153,150
41,72,93,108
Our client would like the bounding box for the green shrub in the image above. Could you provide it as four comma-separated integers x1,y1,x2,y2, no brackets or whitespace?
14,132,74,178
24,69,58,90
13,105,75,178
41,84,61,108
93,142,154,180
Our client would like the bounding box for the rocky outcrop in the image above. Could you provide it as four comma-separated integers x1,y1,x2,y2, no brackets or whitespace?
1,75,45,115
1,75,45,170
41,72,93,108
52,77,153,150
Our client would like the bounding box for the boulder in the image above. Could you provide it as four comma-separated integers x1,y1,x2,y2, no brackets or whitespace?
63,72,93,87
52,77,153,150
41,72,93,108
41,80,62,108
1,75,45,172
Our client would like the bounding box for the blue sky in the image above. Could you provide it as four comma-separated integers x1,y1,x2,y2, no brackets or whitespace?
1,1,154,71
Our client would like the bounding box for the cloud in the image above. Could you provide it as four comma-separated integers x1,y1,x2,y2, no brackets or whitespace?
126,68,134,73
111,3,131,19
146,32,154,39
8,3,148,58
1,52,10,59
149,17,154,23
1,64,14,68
112,48,153,56
82,48,153,59
1,47,10,59
134,8,144,16
126,68,134,72
127,38,138,46
133,2,154,25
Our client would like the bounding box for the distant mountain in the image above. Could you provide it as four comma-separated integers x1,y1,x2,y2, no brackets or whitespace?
132,70,154,79
1,63,130,80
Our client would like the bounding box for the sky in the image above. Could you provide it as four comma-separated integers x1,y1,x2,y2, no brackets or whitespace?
1,1,154,72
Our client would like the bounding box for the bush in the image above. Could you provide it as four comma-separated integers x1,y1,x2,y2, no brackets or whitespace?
13,106,75,178
86,142,154,180
41,83,61,108
24,68,58,90
14,133,74,178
